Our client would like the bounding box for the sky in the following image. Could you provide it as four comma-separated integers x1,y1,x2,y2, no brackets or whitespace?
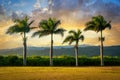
0,0,120,49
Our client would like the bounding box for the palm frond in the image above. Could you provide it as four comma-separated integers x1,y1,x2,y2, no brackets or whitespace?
32,30,50,38
62,35,74,44
39,20,49,30
32,30,41,37
48,18,54,27
69,30,76,34
92,15,103,24
28,20,34,27
63,29,84,45
69,39,74,45
104,21,112,30
6,16,34,36
36,18,65,38
84,21,96,31
38,30,50,38
30,27,38,29
79,35,84,41
69,30,78,39
6,24,21,35
84,15,112,33
24,16,29,22
77,29,82,36
53,20,61,30
54,28,66,37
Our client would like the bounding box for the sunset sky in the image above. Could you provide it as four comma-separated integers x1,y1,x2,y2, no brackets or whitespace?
0,0,120,49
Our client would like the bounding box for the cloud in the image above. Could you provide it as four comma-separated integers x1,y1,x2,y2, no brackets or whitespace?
13,2,26,7
0,0,120,49
0,5,6,20
30,0,120,31
0,5,5,15
34,0,41,9
89,0,120,19
0,4,19,21
53,0,77,10
8,1,11,5
0,20,18,49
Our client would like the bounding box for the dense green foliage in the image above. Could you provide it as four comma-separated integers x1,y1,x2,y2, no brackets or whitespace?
0,55,120,66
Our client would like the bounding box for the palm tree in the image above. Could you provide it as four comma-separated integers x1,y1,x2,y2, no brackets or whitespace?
32,18,66,66
63,29,84,66
84,15,111,66
6,16,34,66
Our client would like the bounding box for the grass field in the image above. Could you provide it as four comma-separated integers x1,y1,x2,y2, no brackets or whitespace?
0,67,120,80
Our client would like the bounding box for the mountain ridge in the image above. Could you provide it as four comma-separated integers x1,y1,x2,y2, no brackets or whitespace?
0,45,120,57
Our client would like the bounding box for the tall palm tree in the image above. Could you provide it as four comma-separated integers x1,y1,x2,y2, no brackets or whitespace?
32,18,66,66
63,29,84,66
84,15,111,66
6,16,34,66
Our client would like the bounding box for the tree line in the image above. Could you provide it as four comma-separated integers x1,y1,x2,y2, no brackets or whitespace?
6,15,111,66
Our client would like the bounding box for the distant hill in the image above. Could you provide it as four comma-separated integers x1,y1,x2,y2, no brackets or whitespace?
0,45,120,57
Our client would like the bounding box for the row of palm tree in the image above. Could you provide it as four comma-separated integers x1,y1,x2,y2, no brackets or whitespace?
6,15,111,66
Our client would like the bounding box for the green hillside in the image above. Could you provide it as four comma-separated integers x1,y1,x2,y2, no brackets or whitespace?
0,45,120,57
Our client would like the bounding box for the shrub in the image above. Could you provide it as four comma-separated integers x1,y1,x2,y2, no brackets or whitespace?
0,55,120,66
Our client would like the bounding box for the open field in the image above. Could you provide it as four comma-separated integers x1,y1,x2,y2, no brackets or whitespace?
0,67,120,80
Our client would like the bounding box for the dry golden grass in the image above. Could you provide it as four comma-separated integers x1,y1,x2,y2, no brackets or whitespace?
0,67,120,80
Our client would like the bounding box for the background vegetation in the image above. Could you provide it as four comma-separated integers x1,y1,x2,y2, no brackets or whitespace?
0,55,120,66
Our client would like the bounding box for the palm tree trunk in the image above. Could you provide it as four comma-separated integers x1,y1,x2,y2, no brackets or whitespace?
50,33,53,66
75,42,78,66
23,32,27,66
100,30,104,66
